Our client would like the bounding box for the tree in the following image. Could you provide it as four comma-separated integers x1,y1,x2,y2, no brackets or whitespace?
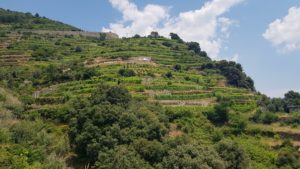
199,51,208,57
205,104,229,125
94,146,153,169
133,34,141,38
165,72,173,79
216,140,250,169
91,84,131,107
106,86,131,106
173,64,181,71
170,33,183,43
133,139,166,164
118,69,136,77
74,46,82,52
285,91,300,100
204,60,256,91
229,115,247,134
99,33,107,41
69,84,167,167
187,42,201,54
162,144,225,169
251,110,278,124
162,41,172,47
276,151,300,169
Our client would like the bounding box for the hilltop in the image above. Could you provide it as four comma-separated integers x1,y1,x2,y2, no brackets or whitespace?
0,8,80,31
1,9,300,169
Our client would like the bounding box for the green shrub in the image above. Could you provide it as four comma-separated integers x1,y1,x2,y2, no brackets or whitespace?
229,115,247,134
0,32,6,37
174,64,181,71
94,145,153,169
162,41,172,47
170,33,183,43
216,140,250,169
0,128,11,143
276,147,300,169
283,112,300,126
251,110,278,124
74,46,82,52
205,104,229,125
166,110,193,122
133,138,166,164
164,72,173,79
118,69,136,77
0,93,6,102
162,144,226,169
31,47,55,61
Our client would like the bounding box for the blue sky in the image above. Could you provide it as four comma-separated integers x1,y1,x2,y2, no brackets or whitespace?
1,0,300,97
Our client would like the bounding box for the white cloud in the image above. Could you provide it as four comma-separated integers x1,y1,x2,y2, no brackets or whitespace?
103,0,169,37
263,7,300,53
103,0,243,59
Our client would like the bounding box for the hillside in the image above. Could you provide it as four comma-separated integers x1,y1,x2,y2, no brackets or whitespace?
0,8,80,31
1,9,300,169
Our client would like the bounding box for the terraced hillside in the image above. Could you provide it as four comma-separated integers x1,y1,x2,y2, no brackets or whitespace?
1,9,300,169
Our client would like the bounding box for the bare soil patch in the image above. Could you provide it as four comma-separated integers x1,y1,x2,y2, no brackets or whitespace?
168,124,183,138
157,98,216,106
85,56,156,67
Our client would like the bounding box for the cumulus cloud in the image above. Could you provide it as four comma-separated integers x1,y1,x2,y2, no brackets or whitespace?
103,0,169,37
263,7,300,52
103,0,243,59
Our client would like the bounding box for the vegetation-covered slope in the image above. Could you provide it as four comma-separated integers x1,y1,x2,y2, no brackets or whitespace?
1,9,300,169
0,8,80,31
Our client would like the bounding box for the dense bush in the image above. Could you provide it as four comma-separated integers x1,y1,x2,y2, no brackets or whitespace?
186,41,208,57
74,46,83,52
276,141,300,169
276,151,300,169
258,91,300,113
170,33,183,43
187,42,201,54
251,110,279,124
162,41,172,47
31,64,98,85
173,64,182,71
229,115,247,134
31,47,55,61
216,140,250,169
118,69,136,77
0,32,6,37
162,144,226,169
94,145,153,169
282,112,300,126
164,72,173,79
201,61,255,90
0,93,6,102
90,84,131,106
0,119,70,168
205,104,229,125
69,84,167,166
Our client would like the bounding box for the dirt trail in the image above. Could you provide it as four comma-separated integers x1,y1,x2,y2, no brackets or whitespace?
33,85,58,98
85,56,156,67
155,98,216,106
